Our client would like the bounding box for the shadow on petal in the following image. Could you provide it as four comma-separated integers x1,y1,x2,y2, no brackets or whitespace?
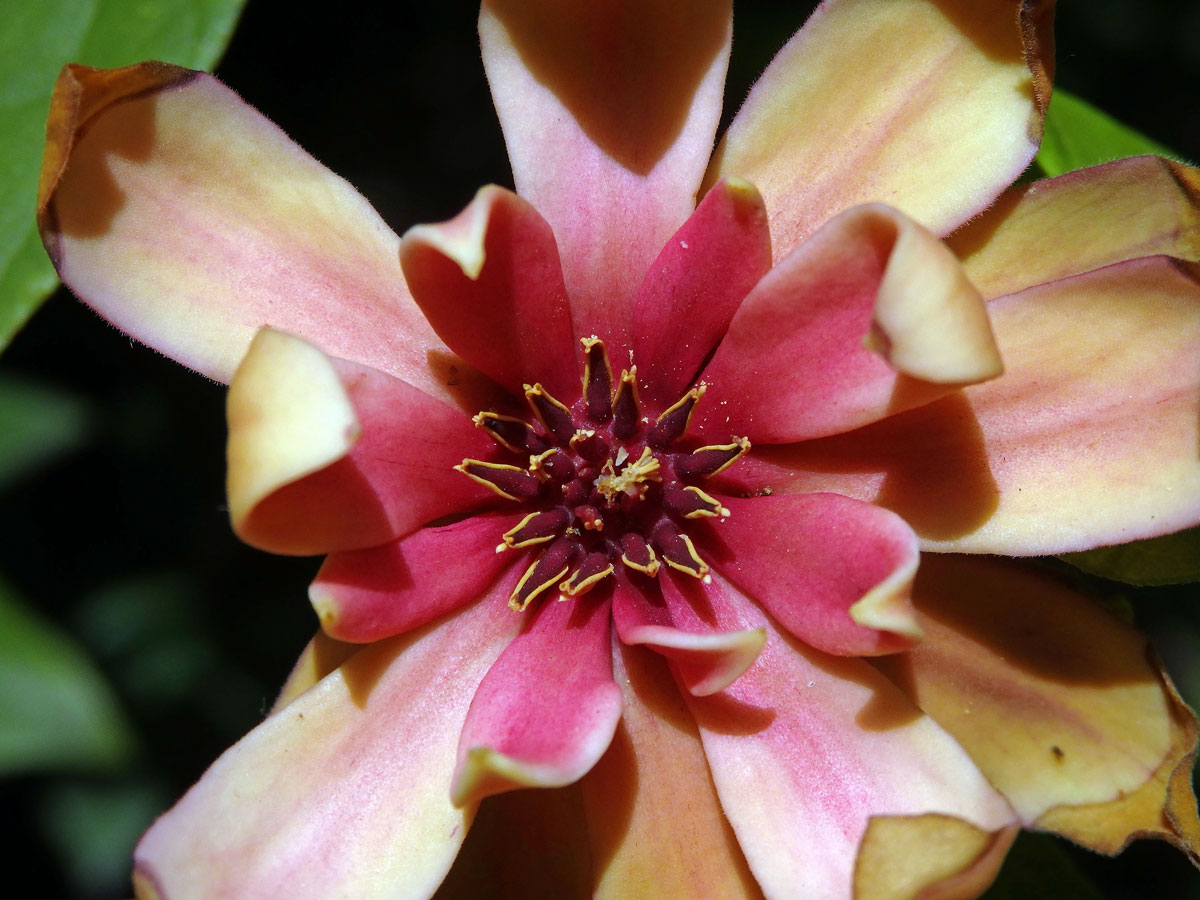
241,455,395,555
485,0,730,175
748,391,1000,543
684,690,776,737
43,64,194,243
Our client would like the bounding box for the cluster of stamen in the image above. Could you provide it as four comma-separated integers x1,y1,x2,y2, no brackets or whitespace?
456,337,750,611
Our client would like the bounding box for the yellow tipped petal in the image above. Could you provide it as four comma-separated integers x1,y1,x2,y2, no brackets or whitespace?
864,205,1003,385
227,329,361,551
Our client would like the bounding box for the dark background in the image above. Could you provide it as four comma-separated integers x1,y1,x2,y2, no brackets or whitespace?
2,0,1199,897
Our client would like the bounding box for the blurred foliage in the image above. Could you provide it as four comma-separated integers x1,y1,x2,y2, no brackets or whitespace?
0,0,249,350
0,1,1198,898
0,373,91,489
0,576,134,775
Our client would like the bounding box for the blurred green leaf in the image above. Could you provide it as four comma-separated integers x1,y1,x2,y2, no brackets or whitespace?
1061,527,1200,586
1036,87,1182,177
0,0,248,350
982,832,1104,900
36,778,170,896
0,577,135,775
0,373,91,489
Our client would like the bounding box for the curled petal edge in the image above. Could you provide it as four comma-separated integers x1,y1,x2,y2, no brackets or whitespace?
861,204,1003,385
227,328,362,551
619,623,766,697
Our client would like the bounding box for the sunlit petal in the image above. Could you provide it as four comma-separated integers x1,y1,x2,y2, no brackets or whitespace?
39,63,476,405
633,177,772,405
133,593,521,900
874,553,1198,862
310,512,525,642
708,0,1052,256
400,186,578,399
451,594,622,807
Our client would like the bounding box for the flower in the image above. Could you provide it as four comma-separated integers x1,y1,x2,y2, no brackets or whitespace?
35,1,1200,899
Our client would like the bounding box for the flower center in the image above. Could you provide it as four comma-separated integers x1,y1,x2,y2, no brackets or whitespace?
456,337,749,611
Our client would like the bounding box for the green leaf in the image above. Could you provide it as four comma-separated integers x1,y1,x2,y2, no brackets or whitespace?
0,0,248,350
1036,87,1183,177
1061,527,1200,587
0,374,92,490
0,576,135,775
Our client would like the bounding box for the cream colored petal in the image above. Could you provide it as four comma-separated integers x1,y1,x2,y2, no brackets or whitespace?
863,205,1002,384
227,329,359,547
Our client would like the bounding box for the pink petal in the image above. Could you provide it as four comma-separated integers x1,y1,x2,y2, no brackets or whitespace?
451,594,623,807
440,643,768,899
744,256,1200,554
949,156,1200,301
708,0,1052,257
399,185,578,399
612,571,765,696
700,493,920,657
681,573,1015,900
227,329,497,556
133,587,522,900
694,204,1000,445
479,0,731,353
309,512,525,643
39,64,478,406
632,177,773,407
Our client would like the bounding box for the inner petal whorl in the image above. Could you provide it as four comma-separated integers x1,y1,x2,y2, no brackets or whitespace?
457,336,749,611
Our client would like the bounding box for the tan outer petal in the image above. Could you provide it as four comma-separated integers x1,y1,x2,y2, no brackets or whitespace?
950,156,1200,300
39,63,479,406
582,643,764,900
873,555,1195,847
1036,659,1200,863
853,814,1018,900
134,595,523,900
707,0,1052,257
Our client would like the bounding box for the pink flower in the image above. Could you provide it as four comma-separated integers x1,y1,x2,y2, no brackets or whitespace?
36,1,1200,898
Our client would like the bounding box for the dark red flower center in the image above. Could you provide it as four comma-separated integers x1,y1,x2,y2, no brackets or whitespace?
456,337,749,610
